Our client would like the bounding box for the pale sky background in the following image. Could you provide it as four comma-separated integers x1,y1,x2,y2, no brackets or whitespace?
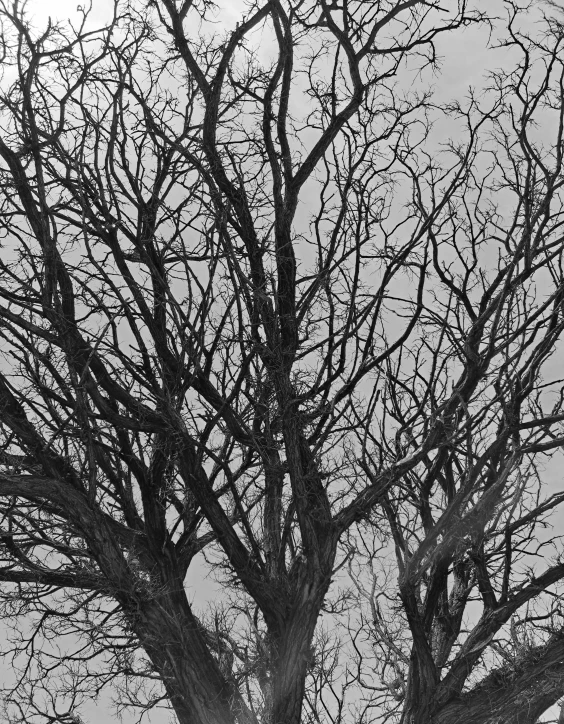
3,1,563,722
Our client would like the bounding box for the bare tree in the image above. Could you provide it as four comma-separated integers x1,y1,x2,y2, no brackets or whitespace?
1,1,564,723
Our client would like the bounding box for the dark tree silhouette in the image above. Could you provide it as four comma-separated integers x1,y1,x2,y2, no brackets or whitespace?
1,1,564,723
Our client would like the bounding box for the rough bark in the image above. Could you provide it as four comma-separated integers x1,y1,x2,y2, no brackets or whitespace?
432,637,564,724
131,573,240,724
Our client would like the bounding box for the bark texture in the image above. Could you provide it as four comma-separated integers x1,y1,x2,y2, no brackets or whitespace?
432,638,564,724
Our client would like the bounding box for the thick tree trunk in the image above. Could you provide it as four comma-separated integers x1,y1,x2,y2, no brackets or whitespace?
267,565,332,724
268,620,313,724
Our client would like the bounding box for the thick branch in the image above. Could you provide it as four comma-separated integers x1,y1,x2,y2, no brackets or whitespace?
433,636,564,724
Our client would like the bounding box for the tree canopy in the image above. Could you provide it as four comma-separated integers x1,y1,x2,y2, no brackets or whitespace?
1,1,564,723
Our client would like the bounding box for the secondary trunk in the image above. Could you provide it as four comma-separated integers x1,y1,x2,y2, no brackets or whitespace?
127,572,239,724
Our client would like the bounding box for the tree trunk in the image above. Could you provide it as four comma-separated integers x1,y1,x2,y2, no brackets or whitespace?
267,565,332,724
